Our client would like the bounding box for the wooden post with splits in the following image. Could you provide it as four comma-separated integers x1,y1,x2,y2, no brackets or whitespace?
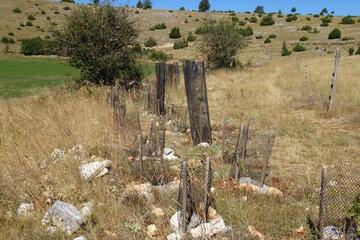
183,60,212,146
109,84,126,135
318,166,328,238
327,48,340,112
234,121,250,181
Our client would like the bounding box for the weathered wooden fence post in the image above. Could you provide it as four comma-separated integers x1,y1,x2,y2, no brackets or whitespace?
165,62,180,86
260,132,276,185
109,85,126,134
318,166,328,238
155,62,166,115
204,157,212,222
234,121,250,181
179,161,190,234
183,60,212,146
136,112,144,175
327,48,340,112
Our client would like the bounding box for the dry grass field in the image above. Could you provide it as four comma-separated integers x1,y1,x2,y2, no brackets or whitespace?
0,1,360,240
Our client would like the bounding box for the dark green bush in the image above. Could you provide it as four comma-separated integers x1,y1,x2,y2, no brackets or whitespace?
187,32,196,42
268,34,276,38
169,27,181,38
13,8,22,13
25,21,33,26
144,37,157,47
277,14,283,18
301,25,311,31
264,38,271,43
143,0,152,10
240,26,253,36
255,35,263,39
1,37,15,44
286,14,297,22
47,16,51,20
153,23,166,30
231,16,239,22
199,20,246,68
320,22,329,27
239,20,246,26
61,0,75,2
305,17,311,21
340,16,355,24
173,39,188,49
328,28,341,39
147,50,171,61
198,0,210,12
54,10,60,14
179,7,185,11
293,43,306,52
8,32,14,36
195,26,207,34
260,14,275,26
300,36,309,41
21,37,56,55
249,16,257,23
54,4,142,86
349,47,355,56
41,10,46,14
27,15,36,21
281,42,291,56
63,6,71,11
356,47,360,55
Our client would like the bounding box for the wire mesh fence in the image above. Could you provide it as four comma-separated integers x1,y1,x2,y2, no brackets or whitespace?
319,164,360,239
177,158,213,234
225,121,275,185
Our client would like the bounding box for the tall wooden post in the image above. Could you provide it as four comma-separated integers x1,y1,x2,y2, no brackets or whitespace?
234,121,250,181
110,85,126,134
136,112,143,175
318,166,328,238
260,133,275,186
165,62,180,86
155,62,166,115
327,48,340,112
183,60,212,146
204,157,212,222
179,161,190,234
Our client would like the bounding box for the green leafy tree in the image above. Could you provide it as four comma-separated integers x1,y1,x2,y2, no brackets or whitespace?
254,5,265,14
199,20,246,68
136,0,143,8
320,8,328,15
328,28,341,39
53,4,142,86
198,0,210,12
93,0,100,5
291,7,297,13
281,42,291,56
169,27,181,38
143,0,152,9
340,16,355,24
260,14,275,26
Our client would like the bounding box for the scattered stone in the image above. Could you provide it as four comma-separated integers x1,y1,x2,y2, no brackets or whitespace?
80,202,93,218
322,226,344,240
50,149,65,163
247,225,265,240
151,207,165,218
147,224,159,238
42,201,85,234
79,158,111,181
17,202,34,217
155,180,180,193
47,226,59,235
241,196,248,202
73,236,86,240
121,182,155,204
163,148,180,161
239,177,283,197
197,142,210,148
104,230,117,238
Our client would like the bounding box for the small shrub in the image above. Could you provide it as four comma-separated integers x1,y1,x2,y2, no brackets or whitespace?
41,10,46,14
21,37,56,55
194,18,200,22
27,15,36,21
13,8,21,13
148,50,171,61
260,14,275,26
313,14,320,18
179,7,185,11
281,42,291,56
135,10,140,14
239,20,246,26
320,22,329,27
1,37,14,44
255,35,263,39
342,36,353,41
144,37,157,47
340,16,355,24
8,32,14,36
310,28,320,34
153,23,166,30
264,38,271,43
249,16,257,23
169,27,181,39
328,28,341,39
240,26,253,36
301,25,311,31
231,16,239,22
187,32,196,42
268,34,276,39
54,10,60,14
195,26,207,34
293,43,306,52
25,21,33,26
17,27,21,31
277,14,283,18
19,23,25,27
286,14,297,22
300,36,309,41
305,17,311,21
356,47,360,55
63,6,71,11
46,16,51,20
173,39,188,49
349,47,355,56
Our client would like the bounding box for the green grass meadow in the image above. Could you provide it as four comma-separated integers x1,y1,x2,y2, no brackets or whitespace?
0,56,80,99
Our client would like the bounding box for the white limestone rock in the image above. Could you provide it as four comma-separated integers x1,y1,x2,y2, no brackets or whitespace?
79,159,111,181
17,203,35,217
197,142,210,148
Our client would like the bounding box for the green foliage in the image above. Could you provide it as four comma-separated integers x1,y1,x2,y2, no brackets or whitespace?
21,37,56,55
320,8,328,15
147,50,171,61
249,16,257,23
25,21,33,26
144,37,157,47
255,35,263,39
198,0,210,12
328,28,341,39
347,197,360,237
231,16,239,22
61,0,75,2
264,38,271,43
195,26,208,34
187,31,196,42
41,10,46,14
179,7,185,11
27,15,36,21
154,23,166,30
300,36,309,41
54,5,142,86
305,17,311,21
321,16,332,26
199,20,246,68
239,20,246,26
240,26,253,36
54,10,60,14
301,25,311,31
1,37,15,44
169,27,181,38
13,8,22,13
291,7,297,13
268,34,277,38
281,42,292,56
310,28,320,34
340,16,355,24
349,47,355,56
293,43,306,52
286,14,297,22
173,39,188,49
63,6,71,11
260,14,275,26
356,47,360,55
136,0,143,8
8,32,14,36
254,5,265,14
143,0,152,10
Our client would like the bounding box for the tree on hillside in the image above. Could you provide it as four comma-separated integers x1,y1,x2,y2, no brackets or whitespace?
54,4,143,87
198,0,210,12
277,9,282,15
143,0,152,9
254,6,265,14
136,0,143,8
291,7,297,13
93,0,100,5
320,8,328,15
